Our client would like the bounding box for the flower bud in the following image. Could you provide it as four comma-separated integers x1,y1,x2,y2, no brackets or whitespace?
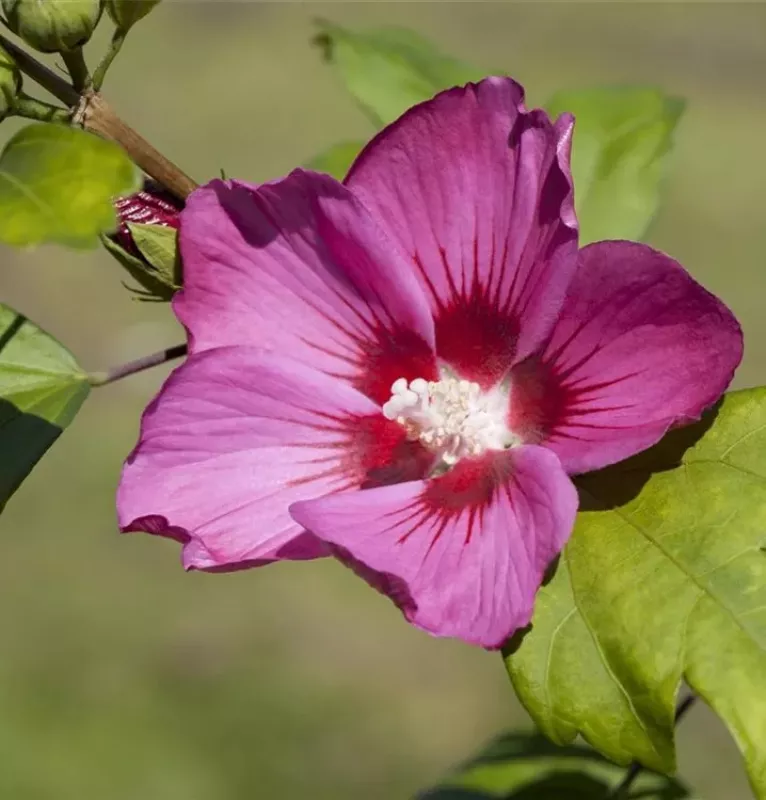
106,0,161,32
112,180,182,258
1,0,104,54
0,45,22,122
103,179,183,301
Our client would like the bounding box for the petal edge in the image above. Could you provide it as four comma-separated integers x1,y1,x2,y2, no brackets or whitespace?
291,446,578,648
511,241,743,474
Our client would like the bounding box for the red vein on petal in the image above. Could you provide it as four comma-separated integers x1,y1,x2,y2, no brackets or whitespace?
436,286,518,388
562,402,637,418
412,251,444,309
440,246,463,304
396,453,511,550
301,337,360,367
565,371,646,396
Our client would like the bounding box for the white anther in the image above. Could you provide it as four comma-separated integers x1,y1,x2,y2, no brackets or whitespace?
383,374,519,469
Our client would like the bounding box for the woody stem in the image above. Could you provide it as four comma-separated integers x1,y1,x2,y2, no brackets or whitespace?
75,91,198,200
0,32,198,201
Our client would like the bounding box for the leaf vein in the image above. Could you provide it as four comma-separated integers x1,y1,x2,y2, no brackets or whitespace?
563,549,661,758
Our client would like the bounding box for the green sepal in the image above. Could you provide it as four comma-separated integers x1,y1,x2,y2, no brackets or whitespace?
100,232,177,302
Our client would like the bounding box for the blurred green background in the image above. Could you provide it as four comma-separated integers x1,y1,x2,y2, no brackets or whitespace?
1,2,765,798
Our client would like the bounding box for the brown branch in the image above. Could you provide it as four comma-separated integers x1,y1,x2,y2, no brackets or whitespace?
76,92,198,201
0,32,198,202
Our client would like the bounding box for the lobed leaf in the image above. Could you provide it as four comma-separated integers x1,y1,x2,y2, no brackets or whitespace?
504,389,766,796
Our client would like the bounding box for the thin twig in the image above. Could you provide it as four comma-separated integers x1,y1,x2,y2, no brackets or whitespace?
0,32,78,106
608,694,697,798
88,343,187,387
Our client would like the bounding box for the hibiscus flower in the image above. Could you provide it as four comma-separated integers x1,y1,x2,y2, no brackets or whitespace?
117,77,742,648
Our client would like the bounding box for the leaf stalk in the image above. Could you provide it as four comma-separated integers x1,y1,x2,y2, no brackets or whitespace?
12,94,70,123
92,29,126,91
608,694,697,798
88,343,187,387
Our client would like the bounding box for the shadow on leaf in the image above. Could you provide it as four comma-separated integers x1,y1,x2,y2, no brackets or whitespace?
575,400,721,511
0,307,89,513
0,398,65,512
415,731,689,800
504,401,722,656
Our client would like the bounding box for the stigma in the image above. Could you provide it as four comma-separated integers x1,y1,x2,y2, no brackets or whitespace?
382,375,519,468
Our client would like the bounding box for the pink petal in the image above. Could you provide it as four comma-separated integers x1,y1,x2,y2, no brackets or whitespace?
290,446,578,648
117,347,427,571
345,77,578,387
510,241,743,474
176,170,437,404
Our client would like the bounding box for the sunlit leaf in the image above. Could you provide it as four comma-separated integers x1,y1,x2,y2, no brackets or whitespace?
0,304,90,512
314,20,485,127
504,389,766,796
418,731,690,799
546,87,684,244
306,141,364,180
0,123,139,249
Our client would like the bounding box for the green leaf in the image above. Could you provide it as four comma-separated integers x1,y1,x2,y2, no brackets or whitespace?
314,20,485,126
0,304,90,512
307,141,365,180
0,123,139,249
126,223,180,291
418,731,690,799
504,389,766,796
546,87,684,245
